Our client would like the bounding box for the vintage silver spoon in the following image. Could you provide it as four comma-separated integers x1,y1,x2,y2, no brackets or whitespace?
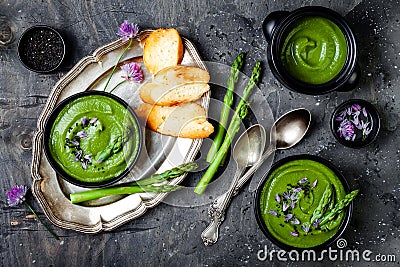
201,124,266,246
201,108,311,246
234,108,311,192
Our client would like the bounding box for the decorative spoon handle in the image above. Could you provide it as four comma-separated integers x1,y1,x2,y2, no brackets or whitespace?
201,166,245,246
234,146,275,195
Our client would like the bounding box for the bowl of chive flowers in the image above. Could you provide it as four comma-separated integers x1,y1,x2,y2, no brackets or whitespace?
331,99,380,148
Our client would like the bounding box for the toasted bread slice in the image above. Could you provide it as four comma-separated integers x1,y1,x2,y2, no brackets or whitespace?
153,65,210,84
140,82,210,106
143,28,184,75
136,102,214,138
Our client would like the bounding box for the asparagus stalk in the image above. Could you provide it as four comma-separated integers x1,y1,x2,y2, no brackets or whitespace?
319,189,359,226
194,61,262,195
206,53,245,163
310,184,333,224
130,162,198,186
70,185,182,204
70,162,197,204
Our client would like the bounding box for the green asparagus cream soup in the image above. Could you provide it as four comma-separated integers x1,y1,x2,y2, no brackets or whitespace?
49,94,140,183
281,16,348,85
259,159,346,248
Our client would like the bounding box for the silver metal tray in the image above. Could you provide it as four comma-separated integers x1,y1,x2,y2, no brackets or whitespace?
31,30,209,233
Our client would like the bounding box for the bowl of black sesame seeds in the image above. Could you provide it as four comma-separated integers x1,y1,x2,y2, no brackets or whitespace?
18,25,65,73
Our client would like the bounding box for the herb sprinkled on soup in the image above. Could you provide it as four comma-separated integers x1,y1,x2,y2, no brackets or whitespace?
259,159,348,248
48,94,140,183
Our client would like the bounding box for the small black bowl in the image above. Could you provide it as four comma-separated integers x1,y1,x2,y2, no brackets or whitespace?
18,25,65,73
262,6,360,95
43,91,143,188
254,154,353,251
331,99,380,148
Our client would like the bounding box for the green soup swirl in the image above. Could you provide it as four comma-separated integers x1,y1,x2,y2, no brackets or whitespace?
280,16,348,85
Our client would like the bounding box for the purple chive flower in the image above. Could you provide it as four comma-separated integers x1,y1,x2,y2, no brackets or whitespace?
299,177,308,184
289,201,296,209
76,131,88,139
313,219,320,228
337,120,355,140
89,117,98,124
268,210,278,216
302,223,311,233
290,232,299,237
117,20,139,42
312,179,318,188
283,191,291,200
275,194,281,203
74,150,83,160
81,161,88,170
121,62,144,83
291,217,300,225
81,116,87,127
293,188,302,193
6,185,59,240
6,185,28,206
285,214,293,222
84,154,92,162
282,202,289,212
352,104,361,111
362,107,368,118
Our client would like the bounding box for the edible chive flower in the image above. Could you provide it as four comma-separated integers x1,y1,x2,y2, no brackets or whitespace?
285,214,293,222
76,131,88,139
121,62,144,83
299,177,308,184
89,117,98,124
81,116,87,127
290,232,299,237
291,216,300,225
338,120,355,141
335,104,373,142
103,20,141,92
301,222,311,233
293,188,302,193
117,20,139,43
275,194,281,203
312,179,318,188
268,210,278,216
282,202,289,212
6,185,59,240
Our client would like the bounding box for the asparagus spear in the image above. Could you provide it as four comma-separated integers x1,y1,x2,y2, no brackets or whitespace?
310,184,333,224
69,162,197,204
70,185,182,204
130,162,198,186
206,53,245,163
194,61,261,195
319,189,359,226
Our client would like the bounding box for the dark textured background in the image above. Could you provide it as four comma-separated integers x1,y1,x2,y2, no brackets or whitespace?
0,0,399,266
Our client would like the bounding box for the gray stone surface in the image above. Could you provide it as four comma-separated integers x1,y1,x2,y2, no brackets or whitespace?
0,0,399,266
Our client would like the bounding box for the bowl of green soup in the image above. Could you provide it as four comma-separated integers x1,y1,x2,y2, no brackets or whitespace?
43,91,142,188
255,155,355,250
263,6,360,95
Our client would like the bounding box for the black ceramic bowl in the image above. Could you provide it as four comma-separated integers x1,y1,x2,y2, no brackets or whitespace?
254,154,353,251
263,6,360,95
43,91,143,188
331,99,380,148
18,25,65,73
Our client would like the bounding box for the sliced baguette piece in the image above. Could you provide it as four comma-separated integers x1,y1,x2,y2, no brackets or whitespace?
139,82,210,106
153,65,210,84
143,28,184,75
136,102,214,138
